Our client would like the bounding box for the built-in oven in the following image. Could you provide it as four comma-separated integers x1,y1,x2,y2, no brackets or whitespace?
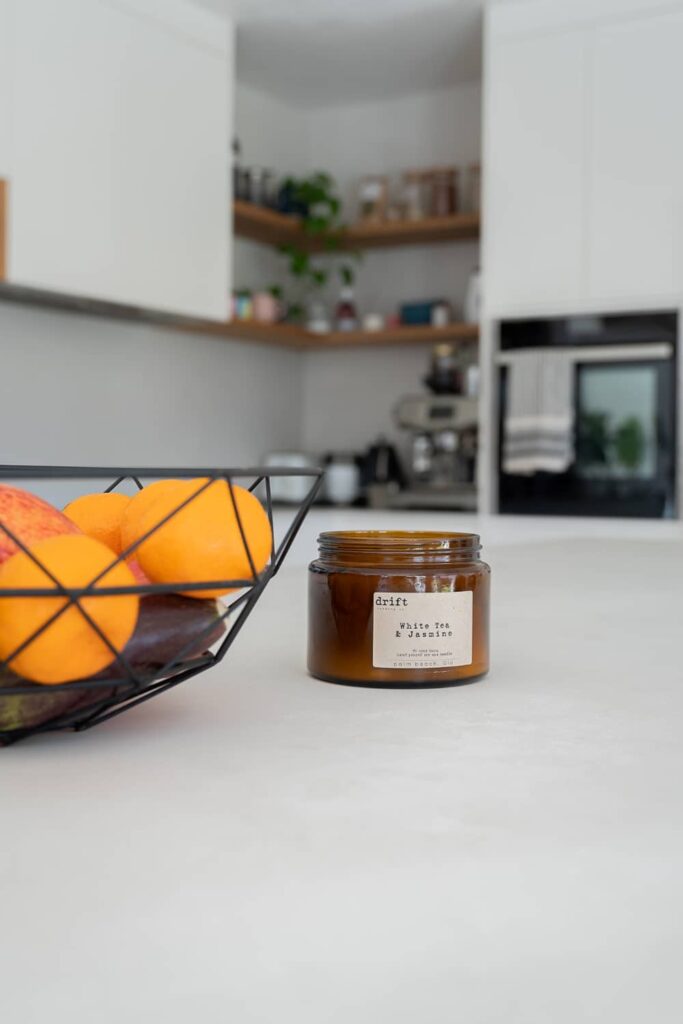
497,312,677,518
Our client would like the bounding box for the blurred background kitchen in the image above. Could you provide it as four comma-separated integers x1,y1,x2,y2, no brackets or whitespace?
0,0,680,521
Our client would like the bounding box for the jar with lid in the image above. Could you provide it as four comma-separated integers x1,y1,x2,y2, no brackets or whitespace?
260,170,280,208
430,167,459,217
308,531,490,687
402,171,425,221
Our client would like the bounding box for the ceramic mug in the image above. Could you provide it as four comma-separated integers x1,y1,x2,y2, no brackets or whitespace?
326,461,360,505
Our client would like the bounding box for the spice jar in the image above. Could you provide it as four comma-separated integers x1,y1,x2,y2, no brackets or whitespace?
402,171,425,221
430,167,459,217
308,531,490,687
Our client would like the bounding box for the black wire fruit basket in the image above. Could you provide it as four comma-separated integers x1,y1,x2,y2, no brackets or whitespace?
0,465,323,746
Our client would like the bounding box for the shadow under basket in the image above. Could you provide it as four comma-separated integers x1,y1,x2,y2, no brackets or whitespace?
0,465,323,746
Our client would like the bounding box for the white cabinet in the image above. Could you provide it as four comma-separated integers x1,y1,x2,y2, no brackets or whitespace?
3,0,232,318
485,0,683,315
485,29,587,314
588,9,683,302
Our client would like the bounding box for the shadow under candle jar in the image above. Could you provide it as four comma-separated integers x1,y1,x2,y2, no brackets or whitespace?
308,531,490,687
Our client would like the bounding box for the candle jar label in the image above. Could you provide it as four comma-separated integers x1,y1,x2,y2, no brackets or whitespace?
373,591,473,670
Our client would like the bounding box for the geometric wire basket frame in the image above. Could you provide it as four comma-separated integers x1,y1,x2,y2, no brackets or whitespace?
0,465,323,746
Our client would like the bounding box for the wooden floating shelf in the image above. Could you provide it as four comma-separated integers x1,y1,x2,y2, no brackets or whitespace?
0,281,478,351
233,199,480,250
205,320,479,349
311,323,480,348
233,200,302,247
343,213,480,248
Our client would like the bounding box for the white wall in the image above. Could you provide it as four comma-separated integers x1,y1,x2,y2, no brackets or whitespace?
233,82,311,295
233,80,482,319
301,82,481,457
301,345,442,457
233,80,482,459
0,78,482,501
235,81,311,176
0,80,307,496
307,82,481,318
308,82,481,212
0,301,303,497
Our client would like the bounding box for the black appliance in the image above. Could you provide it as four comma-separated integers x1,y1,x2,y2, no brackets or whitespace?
497,311,677,518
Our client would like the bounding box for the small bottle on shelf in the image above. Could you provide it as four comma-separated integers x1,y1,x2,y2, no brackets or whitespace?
335,286,359,332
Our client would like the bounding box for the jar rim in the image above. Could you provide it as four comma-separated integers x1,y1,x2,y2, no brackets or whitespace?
317,530,481,561
319,530,480,546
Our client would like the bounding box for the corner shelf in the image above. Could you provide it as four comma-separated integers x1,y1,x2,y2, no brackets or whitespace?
203,320,479,349
233,199,480,251
309,322,479,348
0,280,478,351
233,200,303,247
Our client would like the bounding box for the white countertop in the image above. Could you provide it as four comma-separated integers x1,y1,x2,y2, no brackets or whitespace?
276,506,683,566
1,513,682,1023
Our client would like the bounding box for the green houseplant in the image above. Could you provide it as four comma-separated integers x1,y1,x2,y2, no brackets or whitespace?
273,172,360,323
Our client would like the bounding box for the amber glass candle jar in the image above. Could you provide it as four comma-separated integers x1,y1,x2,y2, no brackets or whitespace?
308,531,490,687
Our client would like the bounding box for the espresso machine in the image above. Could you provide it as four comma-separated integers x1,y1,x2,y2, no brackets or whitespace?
364,342,479,510
388,393,479,510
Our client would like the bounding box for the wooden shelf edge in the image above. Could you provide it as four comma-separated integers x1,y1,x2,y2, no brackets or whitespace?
0,281,477,351
192,319,309,348
311,323,480,347
233,200,480,251
344,214,480,248
233,199,301,246
213,320,479,349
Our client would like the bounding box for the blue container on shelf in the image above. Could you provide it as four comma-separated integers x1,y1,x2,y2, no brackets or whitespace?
400,300,444,326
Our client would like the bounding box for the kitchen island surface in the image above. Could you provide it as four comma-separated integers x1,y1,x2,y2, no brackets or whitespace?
1,516,682,1023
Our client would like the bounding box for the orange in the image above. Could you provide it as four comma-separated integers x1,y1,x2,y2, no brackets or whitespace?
134,478,272,599
0,534,139,685
63,491,132,554
120,480,185,558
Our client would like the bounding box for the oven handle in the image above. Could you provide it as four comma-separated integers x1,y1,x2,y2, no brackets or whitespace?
495,342,673,365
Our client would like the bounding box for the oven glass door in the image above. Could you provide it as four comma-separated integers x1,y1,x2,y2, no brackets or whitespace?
577,363,661,481
499,357,676,517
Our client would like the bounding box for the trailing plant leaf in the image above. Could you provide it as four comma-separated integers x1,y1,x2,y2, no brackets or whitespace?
305,216,331,236
339,264,355,287
273,171,362,322
290,250,311,277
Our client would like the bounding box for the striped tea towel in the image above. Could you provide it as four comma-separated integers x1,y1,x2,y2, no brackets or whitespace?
502,349,575,475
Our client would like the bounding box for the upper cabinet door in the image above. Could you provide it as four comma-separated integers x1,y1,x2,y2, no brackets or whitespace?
484,28,587,315
587,10,683,304
8,0,232,318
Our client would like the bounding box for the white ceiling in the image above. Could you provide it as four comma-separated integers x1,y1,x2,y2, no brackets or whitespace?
197,0,489,107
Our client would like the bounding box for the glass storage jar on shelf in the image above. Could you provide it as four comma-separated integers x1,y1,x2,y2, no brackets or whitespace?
308,531,490,687
430,167,459,217
402,171,426,221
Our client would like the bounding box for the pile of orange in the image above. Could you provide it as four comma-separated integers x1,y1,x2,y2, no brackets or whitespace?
0,534,139,684
0,478,272,685
64,491,132,553
128,478,272,598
